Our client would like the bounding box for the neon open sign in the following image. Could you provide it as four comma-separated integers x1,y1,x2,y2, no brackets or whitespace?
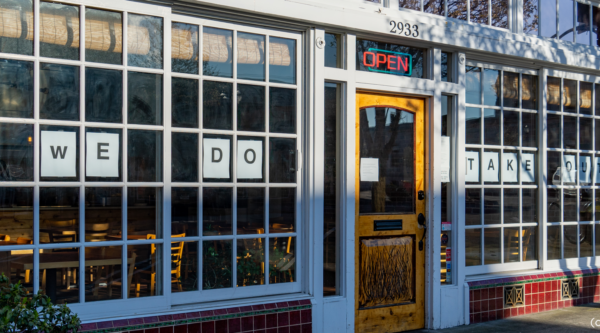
362,48,412,76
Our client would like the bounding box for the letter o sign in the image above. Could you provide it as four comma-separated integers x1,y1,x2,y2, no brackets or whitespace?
244,149,256,164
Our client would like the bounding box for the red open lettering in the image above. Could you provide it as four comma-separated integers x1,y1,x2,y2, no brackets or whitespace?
398,56,409,72
376,53,387,67
387,55,396,70
363,52,376,67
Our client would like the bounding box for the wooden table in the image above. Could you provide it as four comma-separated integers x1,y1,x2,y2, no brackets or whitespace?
105,234,149,240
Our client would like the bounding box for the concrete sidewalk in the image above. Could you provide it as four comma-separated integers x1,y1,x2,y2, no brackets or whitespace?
416,303,600,333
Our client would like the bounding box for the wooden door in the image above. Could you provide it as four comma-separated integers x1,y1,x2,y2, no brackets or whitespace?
355,92,426,332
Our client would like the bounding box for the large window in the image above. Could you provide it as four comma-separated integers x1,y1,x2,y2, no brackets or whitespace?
0,0,301,317
464,63,540,271
546,77,598,261
397,0,509,29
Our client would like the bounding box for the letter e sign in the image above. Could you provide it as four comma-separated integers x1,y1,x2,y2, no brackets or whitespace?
41,131,77,177
86,132,120,177
237,140,262,179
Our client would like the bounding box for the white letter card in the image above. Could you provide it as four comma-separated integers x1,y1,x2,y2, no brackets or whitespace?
521,153,535,183
237,140,263,179
465,151,479,182
86,132,119,177
562,154,577,184
203,138,230,179
580,155,592,184
41,131,76,177
483,151,499,182
503,152,518,182
360,158,379,182
595,157,600,184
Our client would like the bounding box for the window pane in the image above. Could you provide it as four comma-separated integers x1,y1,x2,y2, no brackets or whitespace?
522,75,538,110
548,152,561,186
85,68,122,123
0,59,33,118
203,81,233,130
172,241,197,292
547,225,561,259
523,226,537,261
324,82,339,296
172,132,198,182
580,118,593,151
39,248,79,304
580,224,593,257
580,82,593,114
324,33,342,68
441,52,451,82
483,149,500,184
547,114,561,148
237,187,265,235
564,189,577,222
447,0,467,21
203,27,232,78
491,0,509,28
465,188,481,225
238,32,265,81
503,227,520,263
503,110,519,146
541,0,557,38
523,0,539,35
270,138,296,183
85,187,122,242
484,188,500,225
127,14,163,69
563,116,577,149
172,78,198,128
564,225,578,258
470,0,489,25
503,71,519,108
128,72,163,125
172,188,198,237
594,7,600,47
563,79,577,113
547,188,561,222
269,37,296,84
85,127,122,182
127,244,162,297
484,108,500,145
559,0,575,41
85,246,122,301
202,240,232,290
238,84,265,132
424,0,445,15
127,187,162,238
503,188,519,224
39,63,79,121
127,130,162,182
596,225,600,256
172,22,199,74
522,189,538,222
269,87,296,134
0,0,33,55
580,187,593,219
85,8,122,65
465,229,481,266
40,2,79,60
202,187,232,236
466,67,482,104
269,237,295,284
0,250,33,288
269,188,295,233
202,134,232,183
466,108,481,144
0,187,33,245
399,0,420,10
40,187,79,244
237,238,265,287
0,123,33,181
483,69,500,106
596,120,600,150
547,77,562,111
522,112,537,148
40,125,80,182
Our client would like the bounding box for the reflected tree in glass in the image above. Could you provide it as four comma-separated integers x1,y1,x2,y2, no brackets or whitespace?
202,240,232,290
39,63,79,121
447,0,467,21
523,0,539,35
237,238,265,287
127,14,163,69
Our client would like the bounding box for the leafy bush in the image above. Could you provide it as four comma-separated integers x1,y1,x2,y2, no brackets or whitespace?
0,274,81,333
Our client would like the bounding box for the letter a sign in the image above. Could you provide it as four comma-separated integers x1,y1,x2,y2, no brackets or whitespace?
41,131,77,177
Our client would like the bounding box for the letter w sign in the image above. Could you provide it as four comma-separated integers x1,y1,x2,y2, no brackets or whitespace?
41,131,77,177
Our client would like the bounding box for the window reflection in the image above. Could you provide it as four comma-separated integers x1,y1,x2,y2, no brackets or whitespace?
0,59,33,118
127,14,163,69
85,9,123,65
202,240,232,290
523,0,539,35
0,187,33,245
39,2,79,60
127,130,163,182
447,0,467,21
238,85,265,132
269,88,296,134
203,81,233,130
398,0,420,11
470,0,489,25
171,188,198,237
172,78,199,128
203,27,232,78
541,0,558,38
172,22,199,74
576,2,591,45
465,229,481,266
465,107,481,144
238,32,265,81
39,248,79,304
237,238,264,286
269,188,295,233
172,132,198,182
0,123,33,181
269,37,296,84
466,66,481,104
483,69,500,106
559,0,574,41
85,187,122,242
202,187,232,236
547,226,561,259
269,237,295,284
491,0,509,29
484,108,500,145
127,243,163,297
237,187,265,235
85,68,123,123
39,187,79,244
324,33,341,68
269,138,296,183
40,63,80,121
85,246,123,302
0,0,33,55
127,187,162,238
424,0,444,16
128,72,163,126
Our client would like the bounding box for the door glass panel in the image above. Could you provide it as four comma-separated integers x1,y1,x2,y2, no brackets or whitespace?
359,107,415,214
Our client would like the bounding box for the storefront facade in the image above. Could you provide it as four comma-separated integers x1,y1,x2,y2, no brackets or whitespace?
0,0,599,332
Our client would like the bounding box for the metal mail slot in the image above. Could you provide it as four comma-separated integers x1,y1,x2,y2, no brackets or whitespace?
374,220,403,231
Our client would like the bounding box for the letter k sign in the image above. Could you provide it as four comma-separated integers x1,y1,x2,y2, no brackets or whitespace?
41,131,77,177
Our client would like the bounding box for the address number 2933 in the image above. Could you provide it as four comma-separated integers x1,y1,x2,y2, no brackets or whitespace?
389,20,419,38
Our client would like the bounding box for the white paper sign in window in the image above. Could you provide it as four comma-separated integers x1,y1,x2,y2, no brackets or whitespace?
503,152,518,183
86,132,119,177
562,154,577,184
360,158,379,182
41,131,77,177
203,138,230,179
521,153,535,183
579,155,592,185
595,157,600,184
440,136,450,183
237,140,262,179
465,151,479,182
483,151,499,182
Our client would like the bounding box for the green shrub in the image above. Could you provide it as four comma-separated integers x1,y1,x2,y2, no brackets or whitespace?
0,274,81,333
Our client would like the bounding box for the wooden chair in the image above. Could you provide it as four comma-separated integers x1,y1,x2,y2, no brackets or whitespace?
85,223,110,242
16,237,32,245
0,234,10,241
133,234,158,297
170,233,185,292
